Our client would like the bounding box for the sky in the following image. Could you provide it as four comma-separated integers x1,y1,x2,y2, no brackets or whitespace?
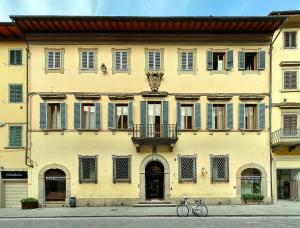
0,0,300,21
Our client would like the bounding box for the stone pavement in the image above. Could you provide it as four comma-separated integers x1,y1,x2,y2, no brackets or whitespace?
0,201,299,218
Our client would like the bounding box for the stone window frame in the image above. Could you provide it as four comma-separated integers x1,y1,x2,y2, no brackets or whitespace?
178,154,197,183
111,48,131,74
8,83,23,103
281,67,299,91
283,30,297,49
78,48,98,74
112,155,131,183
177,48,197,75
8,124,23,148
44,48,65,74
8,48,23,66
144,48,164,73
78,155,98,184
281,109,300,129
210,154,229,183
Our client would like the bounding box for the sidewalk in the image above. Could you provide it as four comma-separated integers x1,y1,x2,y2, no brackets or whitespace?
0,201,299,218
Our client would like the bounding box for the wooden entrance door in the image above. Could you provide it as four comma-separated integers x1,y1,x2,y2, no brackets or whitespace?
145,161,164,200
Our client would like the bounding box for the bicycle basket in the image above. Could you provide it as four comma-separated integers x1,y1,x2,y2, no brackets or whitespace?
179,200,185,205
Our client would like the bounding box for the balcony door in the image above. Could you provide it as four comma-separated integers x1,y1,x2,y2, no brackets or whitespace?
148,102,161,137
283,114,297,136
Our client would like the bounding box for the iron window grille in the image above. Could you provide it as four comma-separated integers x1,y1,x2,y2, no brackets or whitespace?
211,155,229,182
113,156,131,183
79,156,98,183
178,155,197,182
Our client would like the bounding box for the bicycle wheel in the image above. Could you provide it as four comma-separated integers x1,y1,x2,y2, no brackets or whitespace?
176,205,189,217
194,204,208,217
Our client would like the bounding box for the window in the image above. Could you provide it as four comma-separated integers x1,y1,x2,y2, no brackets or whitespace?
9,84,22,103
245,104,257,130
40,102,66,130
211,155,229,182
113,156,131,183
213,52,225,70
179,155,196,182
241,168,261,195
48,103,61,129
147,50,161,71
245,52,258,71
284,32,297,48
113,49,130,73
283,114,297,136
80,49,97,71
238,51,265,71
116,104,128,129
74,102,100,130
179,50,194,71
82,104,96,129
207,49,233,71
9,126,22,147
284,71,297,90
9,50,22,65
46,50,62,69
213,104,226,130
180,104,193,130
79,156,97,183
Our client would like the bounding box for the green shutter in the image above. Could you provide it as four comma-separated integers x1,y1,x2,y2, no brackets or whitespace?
177,102,181,129
9,50,22,65
258,51,265,70
226,49,233,70
140,101,147,137
9,85,22,103
238,51,245,70
60,103,66,129
128,101,133,128
40,103,47,129
238,104,245,129
9,50,16,65
207,50,213,70
226,103,233,129
9,126,22,147
207,104,213,129
257,103,265,129
194,103,201,129
163,101,169,137
108,103,115,129
95,103,101,129
74,103,81,129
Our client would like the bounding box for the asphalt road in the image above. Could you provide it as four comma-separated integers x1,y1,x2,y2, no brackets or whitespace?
0,216,299,228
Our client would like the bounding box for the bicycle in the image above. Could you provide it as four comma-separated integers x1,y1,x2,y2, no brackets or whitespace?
176,198,208,217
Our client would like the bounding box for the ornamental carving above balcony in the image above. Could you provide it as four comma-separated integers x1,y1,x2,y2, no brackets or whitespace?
146,72,164,92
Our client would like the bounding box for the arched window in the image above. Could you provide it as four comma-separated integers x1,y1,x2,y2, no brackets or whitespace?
241,168,261,195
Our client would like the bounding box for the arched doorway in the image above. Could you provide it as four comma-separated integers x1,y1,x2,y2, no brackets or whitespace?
241,168,262,195
44,169,66,202
145,161,164,200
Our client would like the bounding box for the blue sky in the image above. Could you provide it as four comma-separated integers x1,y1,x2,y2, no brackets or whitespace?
1,0,300,21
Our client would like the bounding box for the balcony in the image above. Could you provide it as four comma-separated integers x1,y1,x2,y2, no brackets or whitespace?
131,124,178,152
271,129,300,150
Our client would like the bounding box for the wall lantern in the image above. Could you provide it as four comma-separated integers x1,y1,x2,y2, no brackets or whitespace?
101,63,107,73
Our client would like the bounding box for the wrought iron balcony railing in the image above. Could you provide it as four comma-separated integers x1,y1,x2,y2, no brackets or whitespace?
271,129,300,146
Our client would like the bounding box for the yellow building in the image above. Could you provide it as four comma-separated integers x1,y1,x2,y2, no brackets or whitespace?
0,23,28,208
270,11,300,202
10,16,284,207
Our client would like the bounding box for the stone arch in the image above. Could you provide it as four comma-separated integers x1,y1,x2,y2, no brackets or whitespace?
139,154,170,201
236,163,268,203
38,163,71,207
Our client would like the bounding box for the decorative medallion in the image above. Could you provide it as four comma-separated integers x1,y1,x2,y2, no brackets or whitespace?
146,72,164,92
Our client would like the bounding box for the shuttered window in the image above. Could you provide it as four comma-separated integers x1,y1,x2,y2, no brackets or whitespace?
238,103,265,130
283,114,298,136
180,51,194,71
116,104,129,129
207,104,232,130
178,155,196,182
284,32,297,48
74,103,101,130
113,156,131,183
207,49,233,71
284,71,297,89
9,50,22,65
114,50,128,71
79,156,97,183
239,51,265,71
40,102,66,130
9,126,22,147
80,50,96,70
148,51,161,71
9,84,22,103
47,51,62,69
211,155,229,182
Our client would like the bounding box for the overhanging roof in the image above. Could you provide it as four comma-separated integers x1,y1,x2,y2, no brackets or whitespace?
10,16,285,34
0,22,23,40
269,10,300,16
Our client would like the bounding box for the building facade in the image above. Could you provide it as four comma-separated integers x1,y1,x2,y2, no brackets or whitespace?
270,11,300,202
0,23,28,208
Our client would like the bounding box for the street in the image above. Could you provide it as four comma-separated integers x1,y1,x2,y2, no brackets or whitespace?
0,217,299,228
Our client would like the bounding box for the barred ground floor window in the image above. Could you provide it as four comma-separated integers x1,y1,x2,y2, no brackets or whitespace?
79,156,98,183
211,155,229,182
113,155,131,183
241,168,261,195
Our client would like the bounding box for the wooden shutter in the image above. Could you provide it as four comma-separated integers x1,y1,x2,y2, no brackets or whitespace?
9,85,16,102
177,102,181,129
238,51,245,70
108,103,115,129
162,101,169,137
257,103,265,129
188,52,193,70
284,115,297,129
291,32,297,48
226,49,233,70
194,103,201,129
40,103,48,129
155,52,161,70
238,104,245,129
15,85,22,102
226,103,233,129
47,51,54,69
207,50,213,70
121,51,128,70
284,71,297,89
9,126,22,147
82,51,88,69
54,51,61,69
207,104,213,129
60,103,66,129
258,51,265,70
74,103,81,129
181,52,187,70
140,101,147,137
128,101,133,128
88,51,95,69
148,51,154,70
115,51,121,70
9,50,16,65
95,103,101,129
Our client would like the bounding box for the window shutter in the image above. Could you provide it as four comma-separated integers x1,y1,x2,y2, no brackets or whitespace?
226,103,233,129
238,51,245,70
9,126,22,147
257,103,265,129
40,103,48,129
188,52,193,70
194,103,201,129
10,50,16,65
291,32,297,48
181,52,187,70
177,102,181,129
207,104,213,129
226,49,233,70
88,51,95,69
95,103,101,129
15,50,22,65
148,51,154,70
128,101,133,128
47,51,54,69
74,102,81,129
284,71,297,89
54,51,61,69
163,101,169,137
121,51,128,70
9,85,16,102
115,51,121,70
207,50,213,70
238,104,245,129
258,51,265,70
108,103,115,129
140,101,147,137
60,103,66,129
15,85,22,102
291,72,297,89
155,52,161,70
284,71,291,89
82,51,88,69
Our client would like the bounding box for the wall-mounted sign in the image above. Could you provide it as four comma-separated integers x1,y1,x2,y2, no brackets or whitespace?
1,171,27,179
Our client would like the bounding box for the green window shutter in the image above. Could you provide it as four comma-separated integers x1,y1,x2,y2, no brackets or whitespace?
140,101,147,137
207,104,213,129
9,50,16,65
238,51,245,70
163,101,169,137
9,85,16,102
177,102,181,129
257,103,265,129
238,104,245,129
207,50,213,70
128,101,133,128
95,103,101,129
194,103,201,129
15,85,22,102
226,49,233,70
15,50,22,65
40,103,48,129
74,103,81,129
60,103,66,129
108,103,115,129
258,51,265,70
226,103,233,129
9,126,22,147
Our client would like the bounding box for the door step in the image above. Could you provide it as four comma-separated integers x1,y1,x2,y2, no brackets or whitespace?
134,201,176,207
44,201,66,208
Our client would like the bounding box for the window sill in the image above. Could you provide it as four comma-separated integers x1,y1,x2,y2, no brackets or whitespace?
110,129,131,132
113,181,131,183
45,69,65,74
241,70,262,75
112,69,131,74
5,146,25,149
76,129,101,132
42,129,65,131
208,129,231,132
280,89,300,93
79,181,97,184
79,69,98,74
178,129,198,132
239,129,262,132
212,180,229,183
179,180,197,183
209,70,229,75
178,70,196,75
